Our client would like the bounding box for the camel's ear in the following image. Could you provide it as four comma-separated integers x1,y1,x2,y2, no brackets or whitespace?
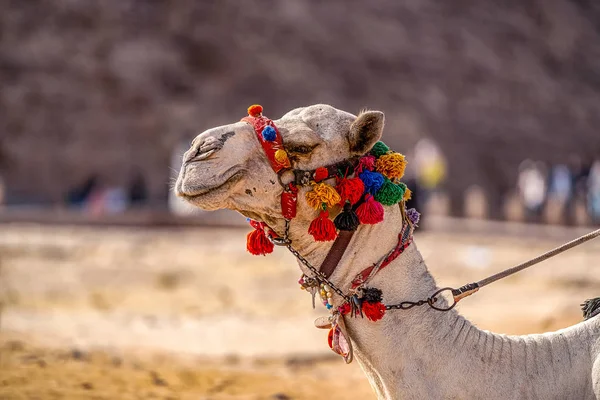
348,111,385,155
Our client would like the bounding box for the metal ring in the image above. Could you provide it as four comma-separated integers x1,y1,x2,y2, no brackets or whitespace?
277,169,292,189
427,287,457,312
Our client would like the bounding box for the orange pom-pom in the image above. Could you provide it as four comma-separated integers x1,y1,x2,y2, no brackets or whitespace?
247,104,263,117
305,183,342,210
376,153,407,180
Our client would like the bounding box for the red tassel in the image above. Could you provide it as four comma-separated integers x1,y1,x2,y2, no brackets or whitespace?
355,194,384,224
336,177,365,205
308,210,338,241
314,167,329,183
362,301,386,321
281,183,298,219
246,221,274,255
338,303,351,315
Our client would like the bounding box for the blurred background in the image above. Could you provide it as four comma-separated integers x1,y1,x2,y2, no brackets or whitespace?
1,1,600,399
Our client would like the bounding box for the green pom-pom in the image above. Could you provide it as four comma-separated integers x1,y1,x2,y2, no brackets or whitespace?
370,141,390,158
374,178,405,205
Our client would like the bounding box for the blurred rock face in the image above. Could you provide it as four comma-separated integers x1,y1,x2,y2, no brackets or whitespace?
1,0,599,209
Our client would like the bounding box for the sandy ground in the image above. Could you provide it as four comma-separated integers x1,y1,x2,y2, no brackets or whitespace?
1,222,600,399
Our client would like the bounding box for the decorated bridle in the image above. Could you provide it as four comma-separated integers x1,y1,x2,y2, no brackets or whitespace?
241,104,420,363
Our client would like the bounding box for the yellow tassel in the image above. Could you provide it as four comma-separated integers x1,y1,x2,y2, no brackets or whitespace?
305,183,341,210
376,153,407,180
403,187,412,201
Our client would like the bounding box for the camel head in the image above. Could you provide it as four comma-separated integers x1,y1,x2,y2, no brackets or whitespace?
175,104,385,224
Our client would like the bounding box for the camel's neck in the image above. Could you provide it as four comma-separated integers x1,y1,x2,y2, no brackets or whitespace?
281,206,597,399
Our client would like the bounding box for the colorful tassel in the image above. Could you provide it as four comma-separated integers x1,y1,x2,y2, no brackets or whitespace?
362,287,383,303
314,167,329,183
305,183,341,210
403,186,412,201
247,104,263,117
336,177,364,205
334,202,360,231
370,141,390,158
355,194,384,224
406,208,421,226
308,210,338,241
261,125,277,141
362,301,386,322
339,302,351,316
357,154,376,173
376,153,407,180
374,178,405,206
359,170,385,195
246,220,274,255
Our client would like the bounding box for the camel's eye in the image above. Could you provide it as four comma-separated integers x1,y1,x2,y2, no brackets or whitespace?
288,144,317,155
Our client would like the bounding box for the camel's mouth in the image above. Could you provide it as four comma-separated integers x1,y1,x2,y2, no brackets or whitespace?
177,169,245,203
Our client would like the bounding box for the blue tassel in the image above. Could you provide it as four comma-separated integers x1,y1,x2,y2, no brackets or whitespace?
359,170,385,194
262,126,277,141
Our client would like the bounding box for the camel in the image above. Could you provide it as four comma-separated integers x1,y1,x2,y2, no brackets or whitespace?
175,104,600,399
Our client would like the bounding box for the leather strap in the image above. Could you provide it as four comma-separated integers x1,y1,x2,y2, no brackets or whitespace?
319,230,355,279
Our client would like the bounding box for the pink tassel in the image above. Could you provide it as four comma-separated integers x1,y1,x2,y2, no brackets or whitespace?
357,155,376,173
355,194,384,224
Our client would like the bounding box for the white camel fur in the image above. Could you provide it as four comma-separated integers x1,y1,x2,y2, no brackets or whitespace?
175,104,600,399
